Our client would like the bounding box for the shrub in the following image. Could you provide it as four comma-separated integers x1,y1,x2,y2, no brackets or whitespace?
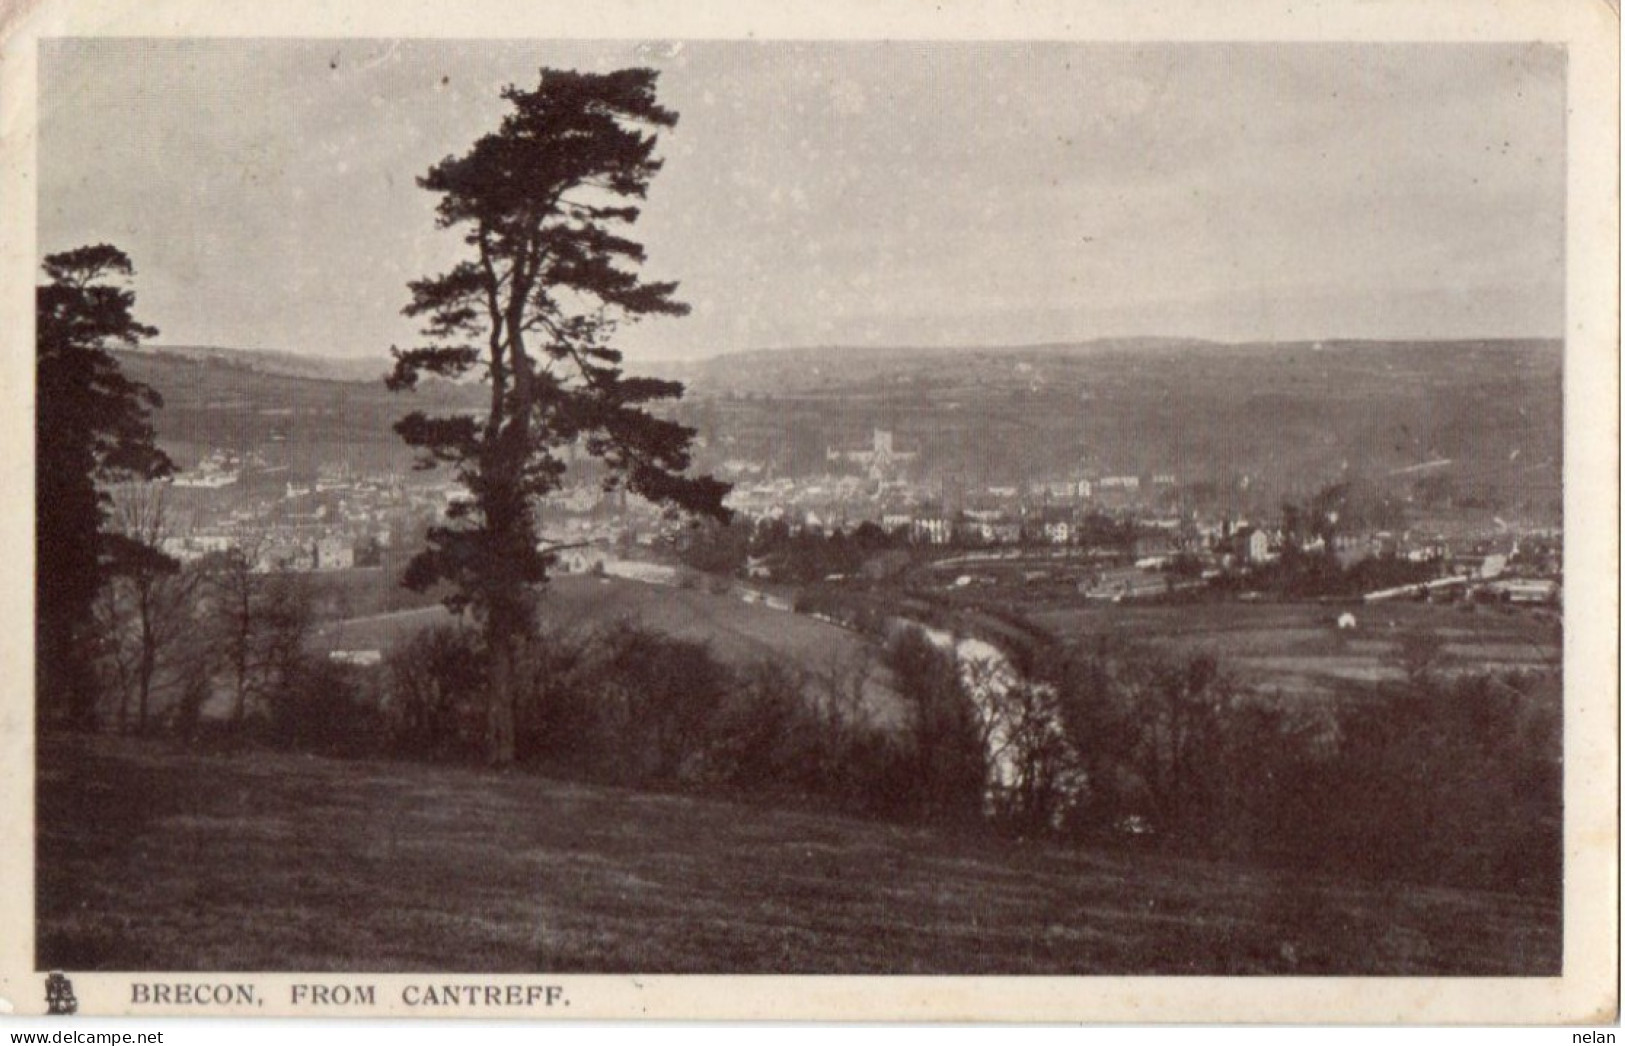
702,654,917,820
520,621,731,787
704,658,819,795
608,627,732,785
1267,669,1562,895
1047,637,1561,895
1050,644,1239,839
383,625,487,761
267,656,384,759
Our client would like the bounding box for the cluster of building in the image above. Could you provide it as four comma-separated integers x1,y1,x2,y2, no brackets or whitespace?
724,429,1195,525
148,433,1563,609
157,454,429,571
153,449,690,576
711,431,1564,603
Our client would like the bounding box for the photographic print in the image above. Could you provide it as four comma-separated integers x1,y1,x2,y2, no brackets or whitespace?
2,0,1616,1024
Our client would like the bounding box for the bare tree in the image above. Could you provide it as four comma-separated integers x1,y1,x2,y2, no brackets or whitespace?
204,536,263,726
978,670,1084,832
1107,650,1231,830
92,583,139,732
97,481,201,734
810,647,875,732
256,570,319,733
199,531,314,728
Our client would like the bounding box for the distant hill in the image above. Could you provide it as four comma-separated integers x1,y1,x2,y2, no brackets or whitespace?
114,338,1564,517
113,345,481,474
668,338,1564,516
147,344,392,384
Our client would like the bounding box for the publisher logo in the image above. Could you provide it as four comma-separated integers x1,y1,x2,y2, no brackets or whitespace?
44,971,78,1016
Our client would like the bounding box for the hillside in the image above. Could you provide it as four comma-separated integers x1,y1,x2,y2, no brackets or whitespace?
670,338,1563,514
145,344,391,383
315,575,904,724
113,345,480,473
37,735,1559,975
114,338,1563,517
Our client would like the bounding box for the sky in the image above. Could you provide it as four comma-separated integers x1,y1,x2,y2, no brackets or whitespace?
39,39,1566,363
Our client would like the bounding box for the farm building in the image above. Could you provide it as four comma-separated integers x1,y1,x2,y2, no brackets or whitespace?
555,546,607,575
329,649,382,667
1488,578,1560,604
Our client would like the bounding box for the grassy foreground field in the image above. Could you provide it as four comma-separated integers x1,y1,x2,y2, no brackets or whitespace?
37,736,1558,975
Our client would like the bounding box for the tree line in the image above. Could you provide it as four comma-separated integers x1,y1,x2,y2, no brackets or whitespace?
80,576,1565,900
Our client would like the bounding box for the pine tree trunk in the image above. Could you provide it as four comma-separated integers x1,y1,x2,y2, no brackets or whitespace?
137,642,154,736
480,431,528,768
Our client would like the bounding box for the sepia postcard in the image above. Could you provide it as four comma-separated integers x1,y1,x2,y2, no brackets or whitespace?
0,0,1617,1025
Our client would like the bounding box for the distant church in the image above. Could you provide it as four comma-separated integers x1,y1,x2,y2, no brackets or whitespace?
827,428,918,477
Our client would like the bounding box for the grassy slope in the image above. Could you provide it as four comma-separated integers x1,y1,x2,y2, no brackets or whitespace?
37,736,1559,975
315,575,904,723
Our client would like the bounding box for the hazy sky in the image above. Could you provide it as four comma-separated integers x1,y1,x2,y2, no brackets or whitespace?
40,40,1565,362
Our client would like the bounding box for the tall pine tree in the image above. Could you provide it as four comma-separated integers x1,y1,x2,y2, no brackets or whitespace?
37,245,173,729
388,68,729,764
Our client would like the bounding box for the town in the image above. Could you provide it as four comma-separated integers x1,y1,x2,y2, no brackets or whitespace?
152,420,1561,615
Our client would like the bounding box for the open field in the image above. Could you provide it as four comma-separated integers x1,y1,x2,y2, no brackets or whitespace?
314,574,903,723
37,736,1560,974
1027,601,1561,698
